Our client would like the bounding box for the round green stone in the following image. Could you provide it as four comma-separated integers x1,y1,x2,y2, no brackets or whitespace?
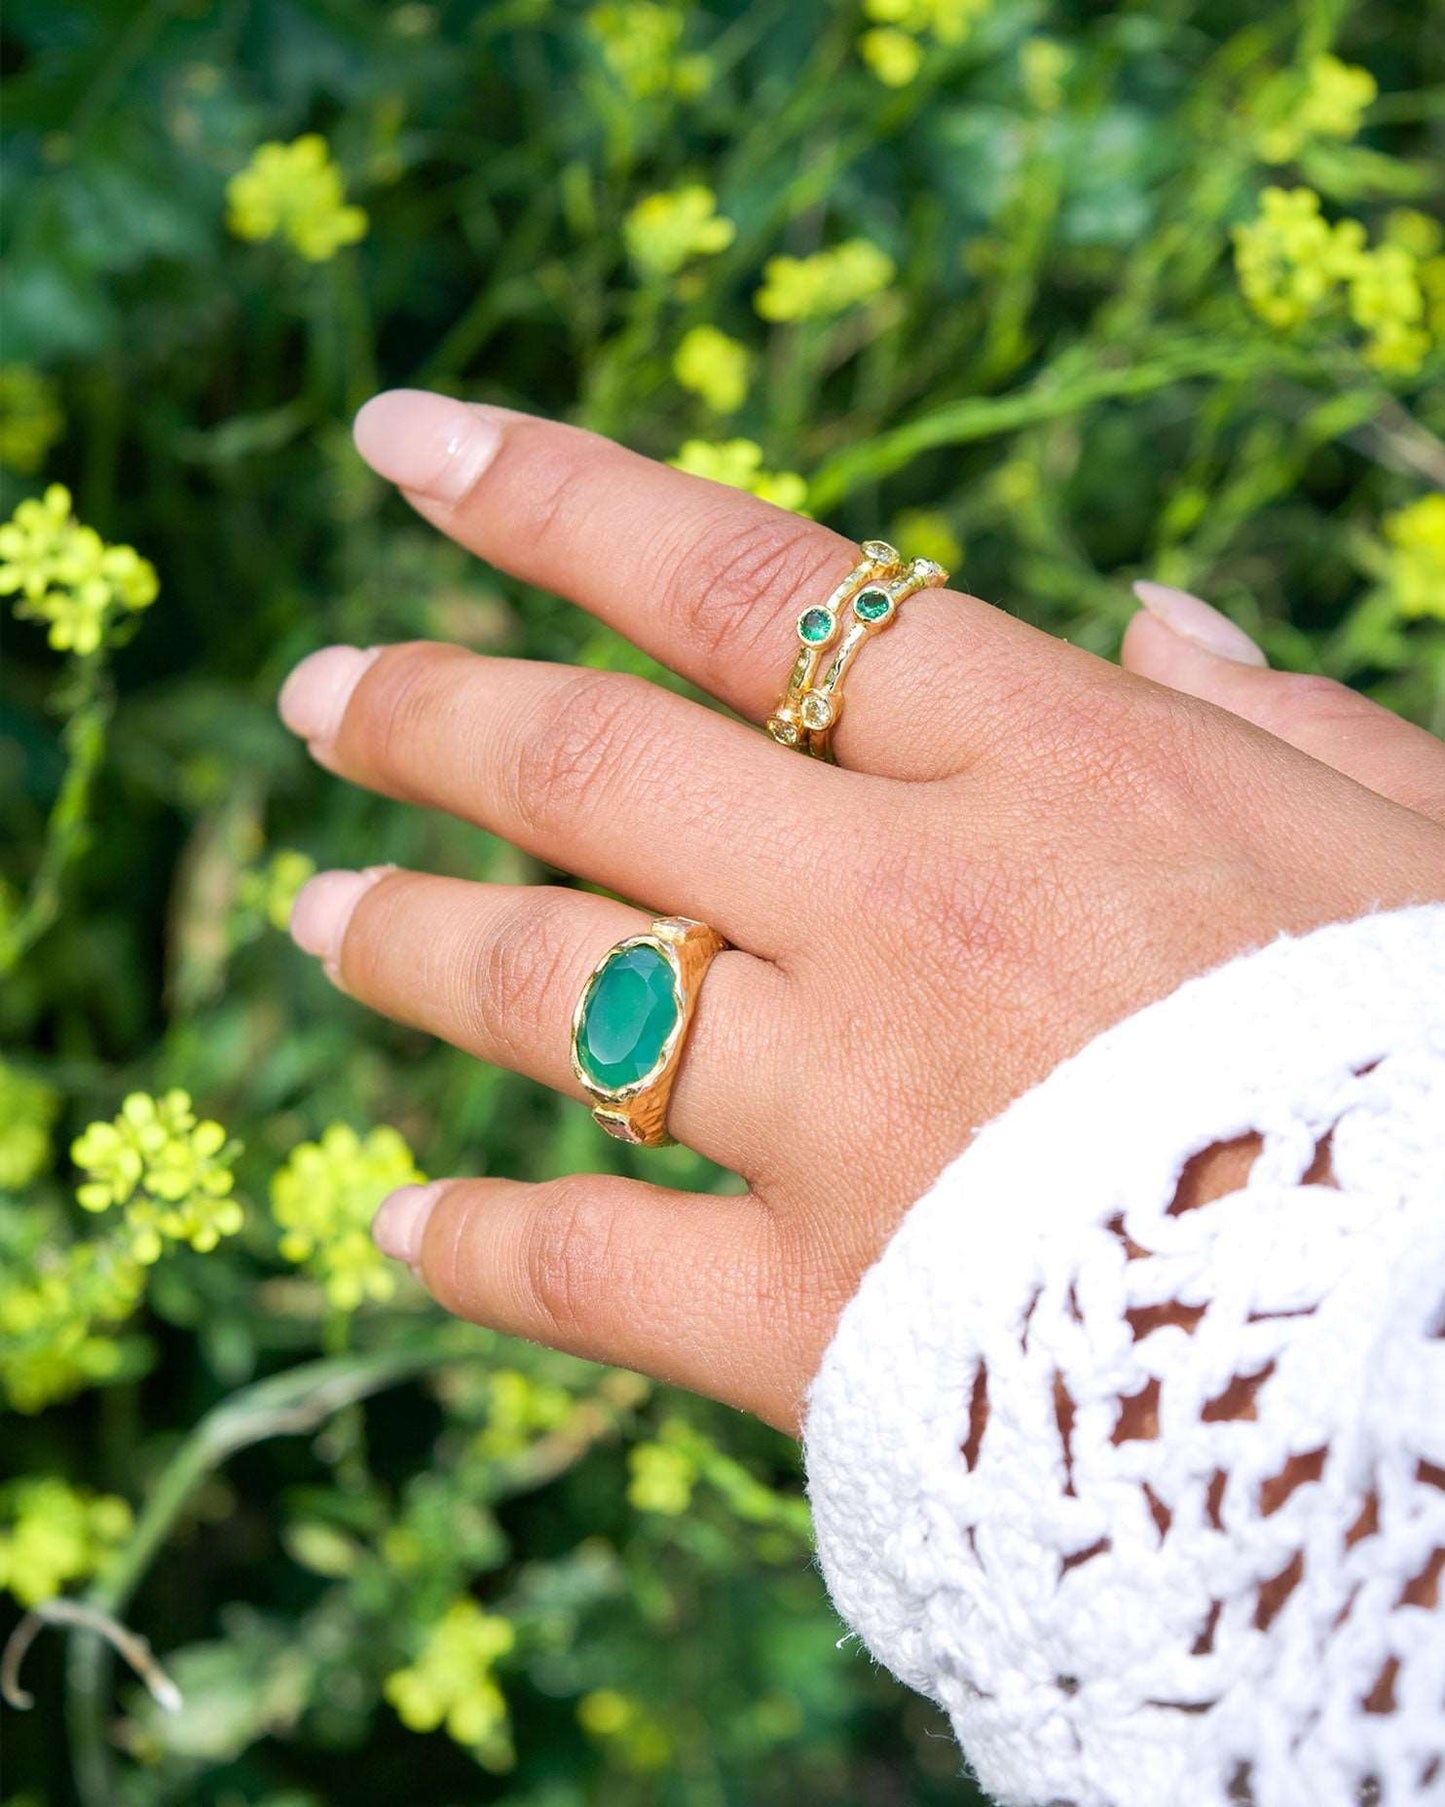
853,586,893,623
798,606,835,644
575,943,680,1091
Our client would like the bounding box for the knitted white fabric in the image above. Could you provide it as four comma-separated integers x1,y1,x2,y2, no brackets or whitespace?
805,905,1445,1807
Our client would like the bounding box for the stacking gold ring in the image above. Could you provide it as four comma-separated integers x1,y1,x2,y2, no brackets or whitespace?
571,917,728,1145
767,540,949,760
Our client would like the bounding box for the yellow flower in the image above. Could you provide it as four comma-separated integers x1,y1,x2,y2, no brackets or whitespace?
1383,494,1445,621
238,848,318,932
1233,187,1347,331
270,1124,423,1310
623,185,735,278
860,27,923,88
1259,55,1377,165
627,1440,696,1513
892,507,961,572
73,1090,243,1262
860,0,990,58
0,1236,145,1412
0,1060,61,1191
385,1599,515,1767
1384,209,1444,263
669,439,808,513
0,1478,132,1607
0,484,159,656
227,135,368,262
586,2,712,100
1344,241,1431,375
754,238,895,322
1021,37,1071,112
0,366,64,476
672,325,751,413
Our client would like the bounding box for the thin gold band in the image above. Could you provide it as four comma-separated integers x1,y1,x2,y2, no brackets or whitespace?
570,916,727,1146
767,541,949,761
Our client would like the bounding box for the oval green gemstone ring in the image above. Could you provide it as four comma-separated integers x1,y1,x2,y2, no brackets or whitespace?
570,917,728,1145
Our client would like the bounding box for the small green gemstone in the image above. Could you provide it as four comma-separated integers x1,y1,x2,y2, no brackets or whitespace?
576,943,679,1091
798,606,835,644
854,586,892,622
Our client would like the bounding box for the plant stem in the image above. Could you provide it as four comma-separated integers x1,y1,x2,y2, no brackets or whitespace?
64,1328,473,1807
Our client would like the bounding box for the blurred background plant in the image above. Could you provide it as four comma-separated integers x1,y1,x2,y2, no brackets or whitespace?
0,0,1440,1801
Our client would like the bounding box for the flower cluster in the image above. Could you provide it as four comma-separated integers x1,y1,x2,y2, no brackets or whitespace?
73,1091,243,1263
1233,186,1440,375
1257,54,1377,165
270,1124,423,1310
475,1367,578,1460
0,1235,145,1412
624,185,735,278
1,484,159,656
577,1687,672,1771
669,439,808,512
0,365,64,476
227,135,368,262
1383,494,1445,621
237,847,318,933
672,324,751,414
628,1416,813,1543
0,1477,132,1607
754,238,895,322
0,1059,60,1191
859,0,992,87
586,2,712,100
385,1598,516,1768
892,506,962,572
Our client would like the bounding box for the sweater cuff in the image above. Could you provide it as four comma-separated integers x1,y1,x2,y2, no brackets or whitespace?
803,905,1445,1807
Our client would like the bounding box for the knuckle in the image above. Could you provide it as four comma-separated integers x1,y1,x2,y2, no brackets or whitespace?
504,433,609,547
656,504,841,680
1250,669,1366,736
350,641,467,779
476,890,580,1061
520,1176,628,1345
509,670,651,841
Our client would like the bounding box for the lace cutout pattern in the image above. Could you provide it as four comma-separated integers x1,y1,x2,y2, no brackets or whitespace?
805,909,1445,1807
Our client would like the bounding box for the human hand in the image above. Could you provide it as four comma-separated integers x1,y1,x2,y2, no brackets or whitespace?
278,392,1445,1435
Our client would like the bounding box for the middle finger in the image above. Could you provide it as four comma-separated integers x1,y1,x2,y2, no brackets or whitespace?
278,638,865,955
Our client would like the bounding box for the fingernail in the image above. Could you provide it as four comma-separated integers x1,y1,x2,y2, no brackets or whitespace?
279,645,379,745
373,1182,443,1266
1132,581,1267,667
289,867,387,965
353,390,504,505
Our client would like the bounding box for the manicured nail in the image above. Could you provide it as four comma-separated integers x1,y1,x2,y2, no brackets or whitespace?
373,1182,443,1266
288,867,388,965
279,645,379,745
1132,581,1267,667
353,390,505,505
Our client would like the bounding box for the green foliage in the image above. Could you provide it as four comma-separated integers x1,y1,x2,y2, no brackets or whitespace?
0,0,1440,1802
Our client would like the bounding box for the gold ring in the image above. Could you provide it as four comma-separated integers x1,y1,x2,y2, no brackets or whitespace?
570,917,728,1145
767,543,949,761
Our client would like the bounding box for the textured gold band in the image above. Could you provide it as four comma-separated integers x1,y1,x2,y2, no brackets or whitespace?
570,916,728,1146
766,541,949,761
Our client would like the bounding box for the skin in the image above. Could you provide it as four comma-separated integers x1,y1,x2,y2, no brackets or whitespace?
279,390,1445,1437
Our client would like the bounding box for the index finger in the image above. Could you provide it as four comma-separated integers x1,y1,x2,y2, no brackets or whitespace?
352,390,1063,780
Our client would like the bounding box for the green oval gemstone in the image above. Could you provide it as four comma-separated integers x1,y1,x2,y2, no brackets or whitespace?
798,606,835,644
576,943,680,1090
853,586,892,622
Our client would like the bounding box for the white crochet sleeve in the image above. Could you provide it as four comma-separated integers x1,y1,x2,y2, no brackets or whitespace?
804,905,1445,1807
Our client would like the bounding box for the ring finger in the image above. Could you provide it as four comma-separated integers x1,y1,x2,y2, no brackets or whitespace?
288,866,794,1175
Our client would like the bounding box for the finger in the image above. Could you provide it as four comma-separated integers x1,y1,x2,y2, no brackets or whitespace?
351,389,1072,780
1124,582,1445,826
371,1173,806,1433
278,639,859,953
289,867,791,1175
